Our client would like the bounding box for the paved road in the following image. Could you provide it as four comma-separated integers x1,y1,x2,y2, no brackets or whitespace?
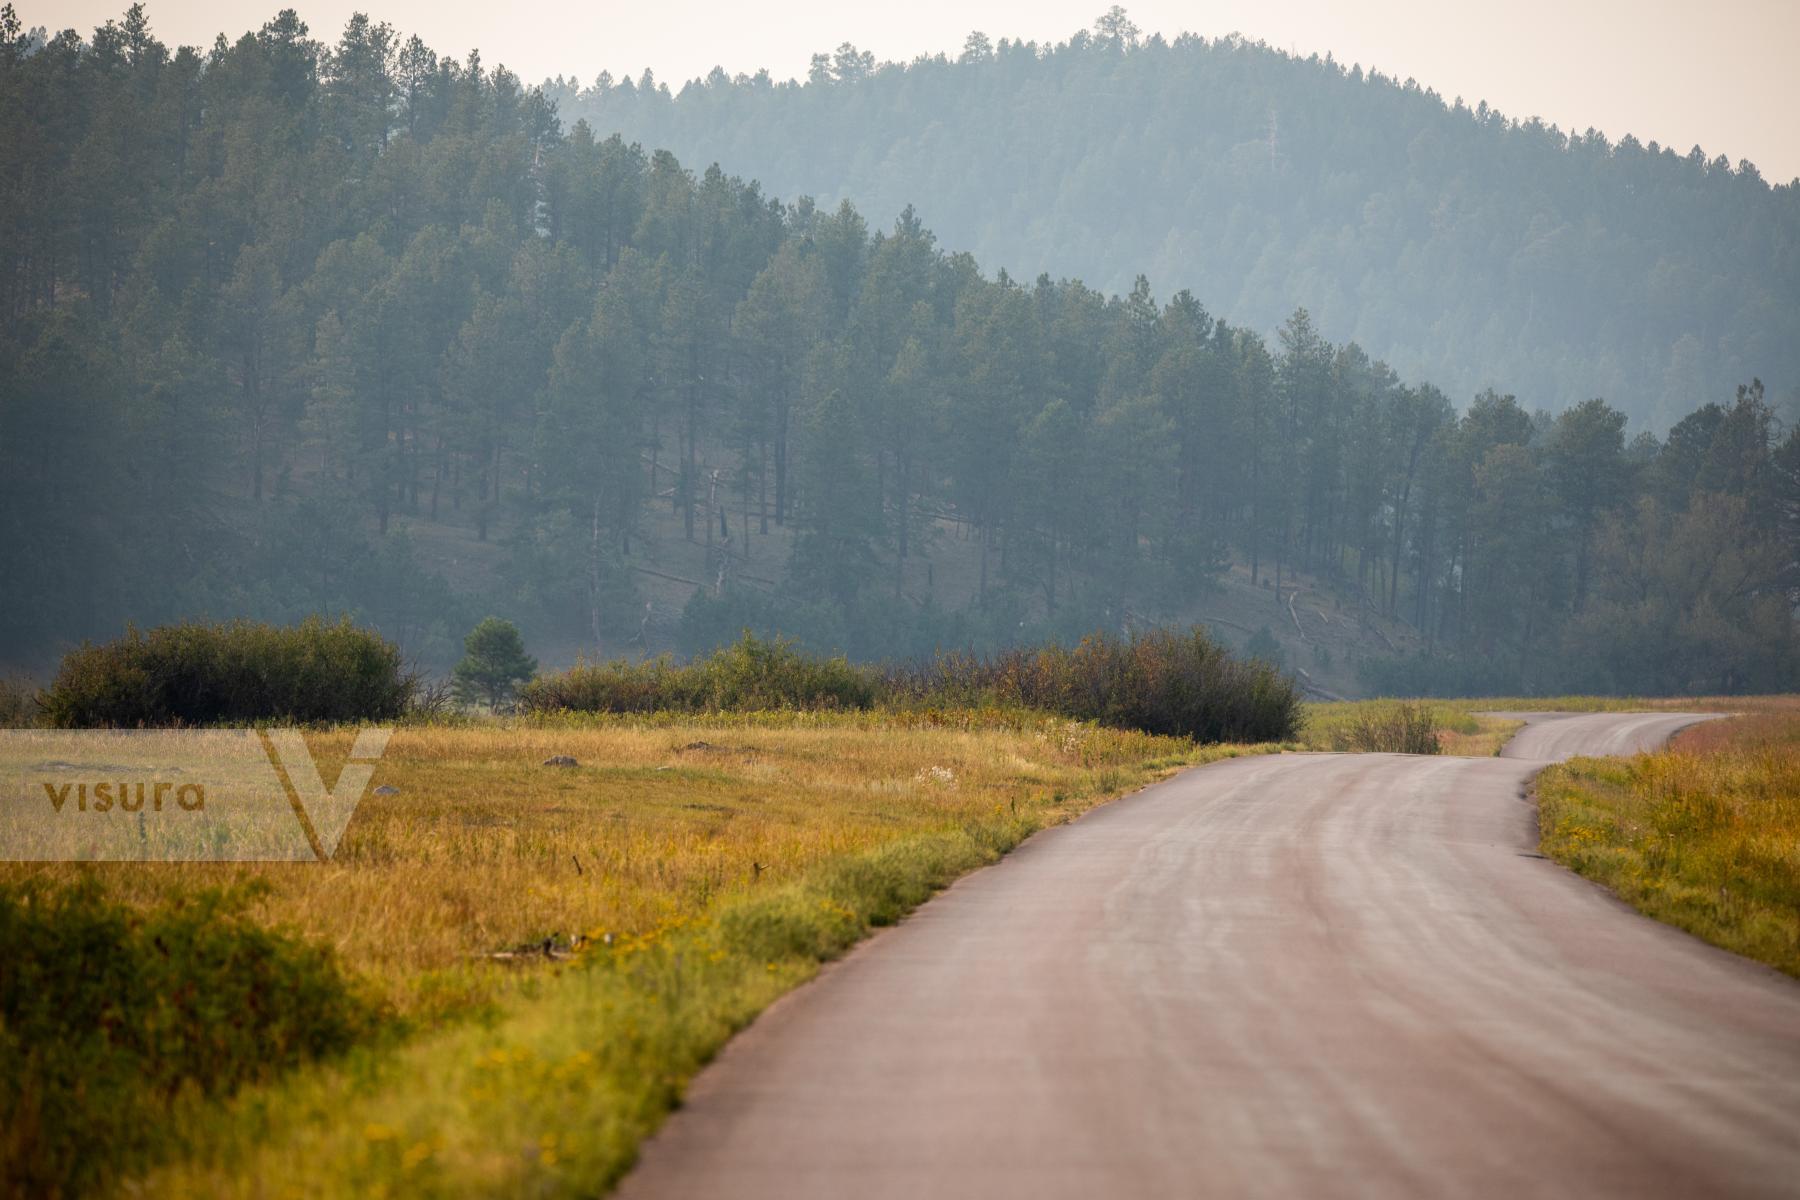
1488,709,1724,761
618,712,1800,1199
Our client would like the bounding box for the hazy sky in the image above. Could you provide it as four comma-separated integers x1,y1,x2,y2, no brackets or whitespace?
35,0,1800,182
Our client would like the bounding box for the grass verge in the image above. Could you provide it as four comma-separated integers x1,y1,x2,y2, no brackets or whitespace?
1536,712,1800,978
2,711,1272,1196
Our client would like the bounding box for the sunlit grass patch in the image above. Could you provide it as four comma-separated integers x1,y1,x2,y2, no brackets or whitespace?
1536,711,1800,977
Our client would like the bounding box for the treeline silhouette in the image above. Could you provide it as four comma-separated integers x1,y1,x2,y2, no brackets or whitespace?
1,7,1794,693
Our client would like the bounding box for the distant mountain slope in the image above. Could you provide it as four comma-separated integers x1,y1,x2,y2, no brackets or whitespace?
548,25,1800,428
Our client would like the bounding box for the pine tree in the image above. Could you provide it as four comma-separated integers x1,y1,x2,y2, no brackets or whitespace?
452,617,537,710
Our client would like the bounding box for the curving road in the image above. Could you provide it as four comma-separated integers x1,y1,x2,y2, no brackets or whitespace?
1490,709,1720,762
618,712,1800,1199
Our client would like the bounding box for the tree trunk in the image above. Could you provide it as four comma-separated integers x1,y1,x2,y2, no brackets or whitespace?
979,523,990,603
429,435,444,520
590,496,604,656
774,394,789,526
894,468,908,599
682,384,697,541
758,439,769,535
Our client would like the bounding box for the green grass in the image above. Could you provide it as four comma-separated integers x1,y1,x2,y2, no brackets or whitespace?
1536,712,1800,978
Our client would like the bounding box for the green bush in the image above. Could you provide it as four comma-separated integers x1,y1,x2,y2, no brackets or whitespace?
0,880,380,1196
40,618,413,727
690,633,875,710
519,655,704,715
520,633,875,715
527,628,1296,743
887,628,1302,744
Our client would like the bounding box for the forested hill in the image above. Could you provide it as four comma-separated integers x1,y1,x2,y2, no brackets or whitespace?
2,7,1797,697
548,12,1800,430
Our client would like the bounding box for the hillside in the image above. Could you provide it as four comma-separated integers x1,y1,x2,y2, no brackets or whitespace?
405,482,1412,700
548,18,1800,430
2,8,1796,699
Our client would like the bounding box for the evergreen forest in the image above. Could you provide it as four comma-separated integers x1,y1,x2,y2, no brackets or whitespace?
550,9,1800,430
2,5,1795,695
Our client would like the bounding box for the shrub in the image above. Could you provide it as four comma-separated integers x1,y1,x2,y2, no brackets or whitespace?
888,627,1301,744
519,633,876,715
519,655,704,715
0,880,380,1196
1329,701,1442,754
690,633,875,710
40,617,413,727
406,675,459,719
525,628,1295,744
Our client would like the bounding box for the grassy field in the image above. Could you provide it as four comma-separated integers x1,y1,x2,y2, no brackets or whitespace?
1536,712,1800,978
3,712,1270,1196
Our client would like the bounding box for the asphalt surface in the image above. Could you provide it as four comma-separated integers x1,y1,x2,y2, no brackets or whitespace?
617,712,1800,1199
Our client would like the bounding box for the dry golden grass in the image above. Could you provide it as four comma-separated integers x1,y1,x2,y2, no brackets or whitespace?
1537,710,1800,978
5,712,1266,1196
3,715,1229,1020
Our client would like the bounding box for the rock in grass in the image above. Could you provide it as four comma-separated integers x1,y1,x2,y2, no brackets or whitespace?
542,755,579,768
372,784,400,795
